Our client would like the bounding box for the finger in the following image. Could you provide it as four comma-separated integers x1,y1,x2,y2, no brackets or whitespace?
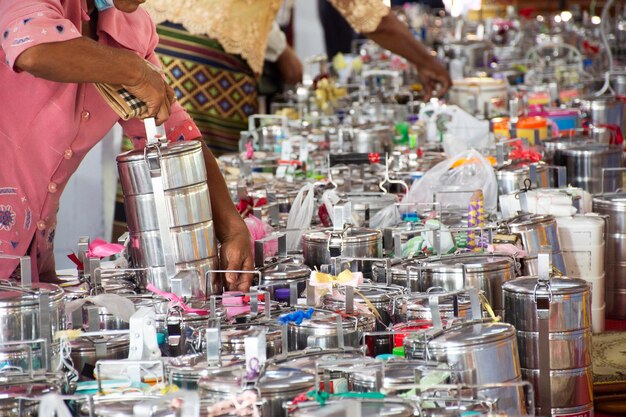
155,100,170,126
422,79,433,102
437,74,452,97
165,84,176,105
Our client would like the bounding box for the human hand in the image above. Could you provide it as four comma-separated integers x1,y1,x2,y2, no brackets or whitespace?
416,55,452,101
219,230,255,292
123,60,176,125
277,45,304,85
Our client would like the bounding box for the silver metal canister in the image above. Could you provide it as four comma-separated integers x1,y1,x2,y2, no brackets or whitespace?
416,253,517,315
593,193,626,318
0,372,67,416
502,213,566,274
301,227,382,277
287,310,375,351
503,257,593,417
555,143,623,194
69,335,130,380
425,321,526,416
116,138,219,297
496,161,550,196
198,365,315,417
580,96,625,141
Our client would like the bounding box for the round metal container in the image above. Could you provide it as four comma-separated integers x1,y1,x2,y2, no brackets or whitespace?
221,325,283,358
290,399,416,417
426,321,524,416
402,293,472,323
165,353,242,390
503,277,591,333
350,125,394,153
593,193,626,318
124,182,212,232
260,260,310,302
348,360,451,393
288,310,375,350
580,96,625,141
503,276,592,416
302,227,382,276
372,258,422,292
199,366,315,417
0,283,65,344
117,140,206,196
555,143,623,194
522,367,593,410
270,349,365,374
0,372,66,417
541,135,595,165
129,221,217,265
78,394,169,417
503,213,566,273
145,256,221,297
496,161,549,196
69,335,130,380
418,254,516,314
321,284,404,327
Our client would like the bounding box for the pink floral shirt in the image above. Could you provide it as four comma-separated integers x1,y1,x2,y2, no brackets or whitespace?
0,0,202,281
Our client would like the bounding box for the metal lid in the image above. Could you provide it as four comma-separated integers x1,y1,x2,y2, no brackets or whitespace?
116,140,202,163
560,143,622,157
497,161,546,176
221,325,282,345
504,213,555,229
323,284,404,306
0,283,64,308
340,193,398,211
70,335,130,352
503,277,589,296
303,227,382,245
262,261,311,281
294,310,374,330
86,395,168,417
199,365,315,394
422,254,514,274
0,372,64,397
293,400,415,417
428,322,516,349
272,350,364,372
593,192,626,209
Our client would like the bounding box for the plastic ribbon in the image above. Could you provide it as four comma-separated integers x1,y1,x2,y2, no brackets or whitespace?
308,270,364,306
67,238,125,269
222,291,265,320
245,141,255,160
146,284,209,316
65,293,137,323
305,390,386,407
277,308,315,325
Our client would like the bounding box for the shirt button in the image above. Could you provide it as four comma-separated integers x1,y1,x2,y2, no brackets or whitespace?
81,111,90,121
48,182,58,193
37,220,47,231
64,148,73,159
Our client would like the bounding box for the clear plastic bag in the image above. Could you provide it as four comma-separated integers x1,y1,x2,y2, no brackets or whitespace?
369,203,402,228
286,183,315,251
405,149,498,213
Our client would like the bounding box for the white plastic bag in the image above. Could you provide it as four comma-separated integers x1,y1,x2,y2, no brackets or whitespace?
38,394,73,417
405,149,498,213
286,183,315,251
65,293,136,323
320,189,363,226
369,203,402,229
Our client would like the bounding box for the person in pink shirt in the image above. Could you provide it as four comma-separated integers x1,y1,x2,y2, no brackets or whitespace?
0,0,254,291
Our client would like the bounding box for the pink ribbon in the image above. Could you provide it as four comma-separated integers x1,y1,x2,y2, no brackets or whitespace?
245,142,255,159
87,239,125,259
146,283,210,316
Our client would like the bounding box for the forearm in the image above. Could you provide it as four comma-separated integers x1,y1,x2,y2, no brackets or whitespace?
364,13,434,66
201,142,249,241
15,37,142,84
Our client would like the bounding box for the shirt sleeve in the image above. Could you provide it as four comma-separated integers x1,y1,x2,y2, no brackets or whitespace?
327,0,390,34
264,21,287,63
118,16,202,149
0,0,82,71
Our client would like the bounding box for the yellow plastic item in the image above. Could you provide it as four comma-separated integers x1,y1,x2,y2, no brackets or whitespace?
492,116,548,145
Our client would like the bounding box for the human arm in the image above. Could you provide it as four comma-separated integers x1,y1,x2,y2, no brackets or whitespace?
1,1,174,124
328,0,451,99
265,21,303,85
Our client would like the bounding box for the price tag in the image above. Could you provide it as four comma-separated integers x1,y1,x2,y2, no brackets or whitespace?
244,330,267,376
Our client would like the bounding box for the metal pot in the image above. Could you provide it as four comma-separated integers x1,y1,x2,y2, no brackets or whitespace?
78,394,169,417
555,143,623,194
503,276,592,416
372,258,423,292
593,193,626,318
339,193,398,223
501,213,566,273
124,183,212,232
220,325,283,359
425,321,525,416
302,227,382,277
287,310,375,350
166,353,242,390
0,372,67,417
348,360,451,394
496,161,550,196
342,125,394,153
269,348,365,374
69,335,130,380
198,365,315,417
117,140,218,297
580,95,625,140
290,399,416,417
259,260,310,302
417,254,517,315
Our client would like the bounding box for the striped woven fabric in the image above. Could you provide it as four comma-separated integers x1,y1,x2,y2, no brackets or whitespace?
155,22,258,155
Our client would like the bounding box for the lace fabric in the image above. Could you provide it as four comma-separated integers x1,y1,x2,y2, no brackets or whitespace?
142,0,390,74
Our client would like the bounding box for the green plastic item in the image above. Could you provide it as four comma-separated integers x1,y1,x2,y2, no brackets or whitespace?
392,346,405,357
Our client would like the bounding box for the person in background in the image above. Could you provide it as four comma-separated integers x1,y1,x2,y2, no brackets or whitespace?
0,0,254,291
